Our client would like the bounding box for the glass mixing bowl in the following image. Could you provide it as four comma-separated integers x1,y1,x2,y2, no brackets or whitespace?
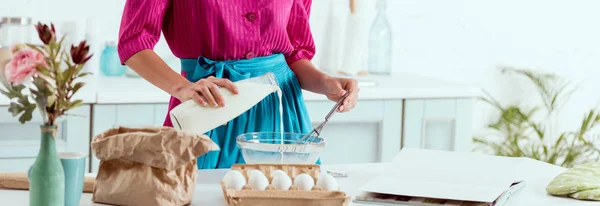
236,132,325,164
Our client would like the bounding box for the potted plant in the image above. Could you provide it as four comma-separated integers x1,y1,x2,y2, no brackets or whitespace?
0,22,92,206
474,67,600,168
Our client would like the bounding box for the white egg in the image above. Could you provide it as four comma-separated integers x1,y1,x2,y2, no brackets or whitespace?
272,170,287,178
293,173,315,191
248,170,269,190
271,173,292,190
248,169,262,176
316,173,338,191
222,170,246,190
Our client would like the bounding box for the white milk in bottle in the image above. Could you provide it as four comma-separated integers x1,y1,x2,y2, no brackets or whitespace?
169,73,280,136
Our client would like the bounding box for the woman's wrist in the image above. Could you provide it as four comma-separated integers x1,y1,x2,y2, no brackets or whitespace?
316,74,332,93
170,80,192,100
290,59,331,94
124,50,193,100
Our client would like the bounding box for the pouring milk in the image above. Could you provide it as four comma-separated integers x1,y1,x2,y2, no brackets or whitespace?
169,73,283,136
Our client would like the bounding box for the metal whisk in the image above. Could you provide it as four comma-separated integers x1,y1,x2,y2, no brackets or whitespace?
297,91,350,144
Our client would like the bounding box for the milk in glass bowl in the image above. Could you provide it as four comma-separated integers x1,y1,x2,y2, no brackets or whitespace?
236,132,325,164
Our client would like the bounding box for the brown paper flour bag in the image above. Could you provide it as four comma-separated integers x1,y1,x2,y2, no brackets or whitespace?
91,126,219,206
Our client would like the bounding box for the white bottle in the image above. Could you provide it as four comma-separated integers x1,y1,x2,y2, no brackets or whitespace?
169,73,279,135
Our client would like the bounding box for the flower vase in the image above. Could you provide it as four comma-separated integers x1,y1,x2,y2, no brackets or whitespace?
29,125,65,206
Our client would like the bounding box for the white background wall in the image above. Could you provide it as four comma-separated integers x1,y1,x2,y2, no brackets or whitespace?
2,0,600,142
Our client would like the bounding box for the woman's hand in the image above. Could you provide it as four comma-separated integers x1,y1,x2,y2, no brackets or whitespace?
287,59,359,112
322,77,359,112
175,76,239,107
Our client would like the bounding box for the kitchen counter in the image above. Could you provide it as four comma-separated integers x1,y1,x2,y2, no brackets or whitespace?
0,162,594,206
0,72,480,173
0,73,481,105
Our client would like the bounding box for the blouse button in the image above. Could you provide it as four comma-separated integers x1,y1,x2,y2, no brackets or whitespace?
245,52,256,60
245,12,257,22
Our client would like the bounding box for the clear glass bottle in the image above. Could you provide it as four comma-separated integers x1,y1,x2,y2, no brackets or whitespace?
367,0,393,75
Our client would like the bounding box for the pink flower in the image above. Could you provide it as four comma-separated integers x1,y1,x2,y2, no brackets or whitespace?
4,48,46,85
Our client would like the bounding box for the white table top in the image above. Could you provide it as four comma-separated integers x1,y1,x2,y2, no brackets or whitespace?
0,162,594,206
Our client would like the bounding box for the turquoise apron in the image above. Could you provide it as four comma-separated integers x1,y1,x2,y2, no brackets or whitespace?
180,54,318,169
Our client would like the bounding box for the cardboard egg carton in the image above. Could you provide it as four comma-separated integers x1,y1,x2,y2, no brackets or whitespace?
220,164,350,206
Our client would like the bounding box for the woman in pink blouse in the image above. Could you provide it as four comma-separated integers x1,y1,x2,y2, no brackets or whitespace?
118,0,359,169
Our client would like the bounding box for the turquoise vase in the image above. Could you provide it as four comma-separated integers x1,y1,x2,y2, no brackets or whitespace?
29,125,65,206
100,42,127,77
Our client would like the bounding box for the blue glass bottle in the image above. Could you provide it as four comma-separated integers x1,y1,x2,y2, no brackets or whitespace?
100,42,126,77
368,0,393,75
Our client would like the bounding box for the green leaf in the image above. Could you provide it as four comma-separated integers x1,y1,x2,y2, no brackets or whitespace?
554,133,567,149
63,65,74,81
77,72,92,78
479,90,505,111
550,93,559,110
63,55,74,72
56,35,66,51
18,106,34,124
67,99,83,110
47,94,56,106
0,89,20,99
25,44,46,55
17,95,32,107
44,57,54,69
75,64,85,74
35,65,53,78
30,88,48,110
575,110,597,144
12,84,25,93
0,89,10,97
8,102,24,117
32,77,52,96
72,82,85,94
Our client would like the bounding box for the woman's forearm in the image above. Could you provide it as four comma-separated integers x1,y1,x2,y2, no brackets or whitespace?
124,50,190,98
289,59,329,94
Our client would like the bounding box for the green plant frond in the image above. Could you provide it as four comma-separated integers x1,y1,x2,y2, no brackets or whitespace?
576,110,597,143
479,89,505,110
56,35,66,52
554,83,579,113
476,67,600,168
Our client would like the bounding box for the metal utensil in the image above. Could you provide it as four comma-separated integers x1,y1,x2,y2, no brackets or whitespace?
297,91,350,144
327,170,349,178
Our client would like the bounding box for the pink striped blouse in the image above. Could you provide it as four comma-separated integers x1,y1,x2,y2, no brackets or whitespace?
117,0,315,65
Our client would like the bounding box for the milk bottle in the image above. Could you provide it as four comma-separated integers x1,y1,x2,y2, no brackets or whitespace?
169,73,281,135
